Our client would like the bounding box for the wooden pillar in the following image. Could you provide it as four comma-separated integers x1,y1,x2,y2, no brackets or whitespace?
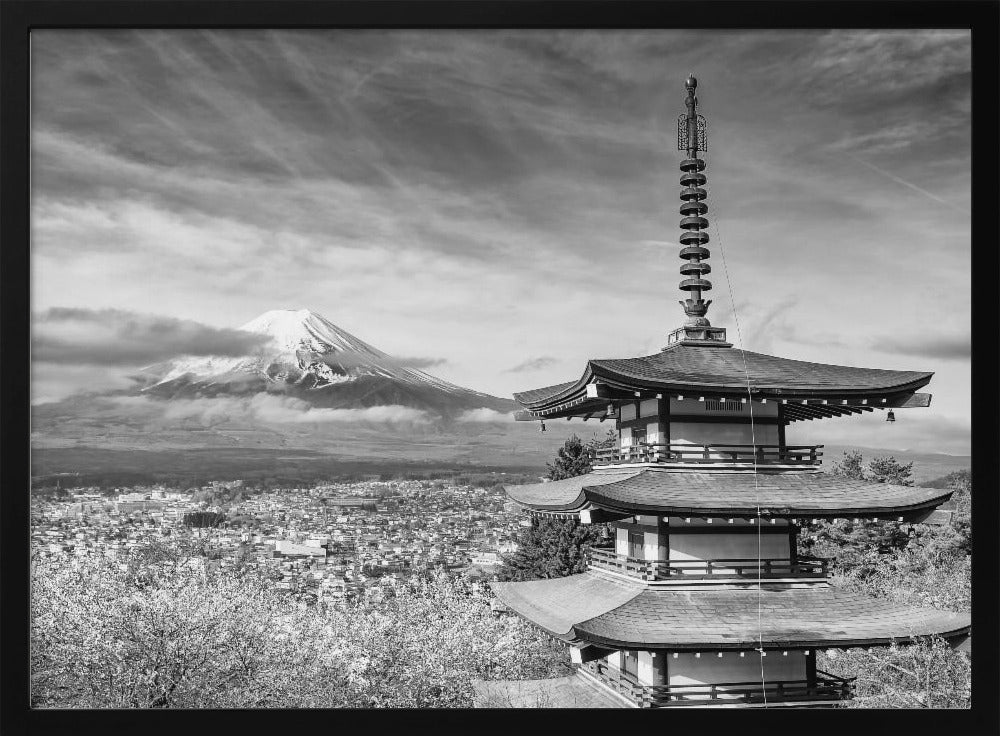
777,404,787,450
658,396,671,454
806,649,817,685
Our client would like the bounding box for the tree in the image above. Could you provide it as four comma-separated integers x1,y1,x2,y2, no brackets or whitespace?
819,637,970,709
498,430,614,581
497,516,607,581
31,542,566,708
801,452,914,566
831,449,865,480
546,435,592,480
31,547,331,708
182,511,225,529
866,456,914,486
801,459,972,709
545,430,617,481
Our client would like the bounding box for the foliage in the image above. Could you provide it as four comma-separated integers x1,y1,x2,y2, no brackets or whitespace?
182,511,226,529
545,435,592,480
31,549,331,708
819,637,970,709
496,516,609,582
545,430,617,481
317,573,568,707
809,462,972,709
798,452,918,568
31,541,566,708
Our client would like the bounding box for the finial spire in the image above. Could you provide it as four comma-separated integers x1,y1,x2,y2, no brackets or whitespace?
666,75,729,349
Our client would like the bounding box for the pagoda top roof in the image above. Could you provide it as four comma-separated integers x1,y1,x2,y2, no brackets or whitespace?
504,468,952,519
514,343,932,414
492,573,970,649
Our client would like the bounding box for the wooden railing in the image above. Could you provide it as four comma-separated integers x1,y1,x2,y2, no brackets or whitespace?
588,546,829,581
591,443,822,466
582,660,853,707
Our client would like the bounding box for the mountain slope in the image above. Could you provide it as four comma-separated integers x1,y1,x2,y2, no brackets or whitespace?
141,309,513,416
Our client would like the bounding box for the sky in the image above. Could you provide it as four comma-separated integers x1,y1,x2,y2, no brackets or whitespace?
30,30,972,454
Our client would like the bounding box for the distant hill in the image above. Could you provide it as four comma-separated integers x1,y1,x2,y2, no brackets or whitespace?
822,445,970,486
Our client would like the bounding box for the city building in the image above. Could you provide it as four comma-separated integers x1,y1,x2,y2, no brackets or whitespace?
482,76,971,708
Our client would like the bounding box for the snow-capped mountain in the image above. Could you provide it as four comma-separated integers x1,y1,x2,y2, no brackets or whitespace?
142,309,513,416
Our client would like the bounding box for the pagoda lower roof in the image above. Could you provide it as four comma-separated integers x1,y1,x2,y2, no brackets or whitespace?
491,573,970,650
504,468,952,518
514,343,932,412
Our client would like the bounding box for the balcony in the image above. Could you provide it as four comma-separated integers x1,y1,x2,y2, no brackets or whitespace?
587,546,829,581
581,660,854,708
591,443,822,468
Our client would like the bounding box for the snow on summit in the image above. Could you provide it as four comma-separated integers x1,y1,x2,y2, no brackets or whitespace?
144,309,500,410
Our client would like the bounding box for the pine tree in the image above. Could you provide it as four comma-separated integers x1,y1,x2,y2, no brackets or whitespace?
866,456,914,486
496,517,607,581
546,435,592,480
800,451,912,566
499,432,613,581
831,449,865,479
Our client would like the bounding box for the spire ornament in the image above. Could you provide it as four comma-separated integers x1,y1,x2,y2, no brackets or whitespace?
665,75,730,348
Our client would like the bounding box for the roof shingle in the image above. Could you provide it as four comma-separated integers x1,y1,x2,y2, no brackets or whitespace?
504,469,952,516
492,573,970,649
514,344,932,409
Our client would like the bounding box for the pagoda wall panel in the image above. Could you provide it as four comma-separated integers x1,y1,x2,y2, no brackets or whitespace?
644,530,667,561
615,527,629,556
639,650,667,686
671,421,779,447
668,652,806,688
669,532,789,562
639,399,660,418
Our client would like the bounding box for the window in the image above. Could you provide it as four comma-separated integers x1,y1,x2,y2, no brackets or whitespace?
705,399,743,412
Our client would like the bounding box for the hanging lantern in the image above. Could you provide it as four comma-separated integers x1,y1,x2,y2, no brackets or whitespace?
886,410,895,423
606,403,618,419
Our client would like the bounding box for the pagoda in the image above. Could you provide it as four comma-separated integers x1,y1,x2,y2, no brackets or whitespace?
477,76,971,709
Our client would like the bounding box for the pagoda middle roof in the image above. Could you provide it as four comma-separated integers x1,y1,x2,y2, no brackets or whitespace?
505,468,952,518
514,343,932,409
492,573,970,649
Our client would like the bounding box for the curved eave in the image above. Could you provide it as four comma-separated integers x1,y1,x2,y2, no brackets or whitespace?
574,586,971,650
512,347,934,415
505,470,953,518
504,469,644,514
493,573,970,651
491,573,642,641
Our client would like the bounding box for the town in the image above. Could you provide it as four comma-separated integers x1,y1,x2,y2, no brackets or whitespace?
30,477,528,607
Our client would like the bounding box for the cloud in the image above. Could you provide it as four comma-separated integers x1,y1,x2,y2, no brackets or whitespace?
793,410,970,456
396,356,449,370
504,356,558,373
108,393,434,427
871,333,971,362
28,30,970,418
33,308,272,366
456,408,514,423
31,363,141,405
318,349,447,371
